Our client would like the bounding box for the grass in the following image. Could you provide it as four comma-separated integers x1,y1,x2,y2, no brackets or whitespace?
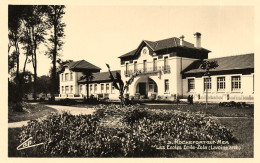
8,103,58,123
162,118,254,157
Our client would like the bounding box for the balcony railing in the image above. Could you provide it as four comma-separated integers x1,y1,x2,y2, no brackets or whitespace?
124,65,171,76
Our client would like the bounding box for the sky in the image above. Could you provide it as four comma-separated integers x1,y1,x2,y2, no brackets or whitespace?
20,5,254,76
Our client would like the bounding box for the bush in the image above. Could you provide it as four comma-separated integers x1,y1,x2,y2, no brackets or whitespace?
219,101,250,108
18,104,237,157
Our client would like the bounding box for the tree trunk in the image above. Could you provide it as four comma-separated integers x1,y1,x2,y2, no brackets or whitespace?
51,19,58,101
86,76,89,100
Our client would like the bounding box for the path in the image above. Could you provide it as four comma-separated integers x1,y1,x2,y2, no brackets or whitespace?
8,105,96,128
44,105,96,115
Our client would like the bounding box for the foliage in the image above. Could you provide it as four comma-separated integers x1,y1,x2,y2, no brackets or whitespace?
219,101,251,108
106,64,140,105
200,60,219,108
45,5,66,100
18,104,237,157
200,60,219,75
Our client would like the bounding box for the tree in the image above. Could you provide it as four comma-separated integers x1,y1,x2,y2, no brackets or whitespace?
80,71,94,100
8,5,24,81
106,64,140,105
200,60,219,108
22,5,48,100
45,5,66,101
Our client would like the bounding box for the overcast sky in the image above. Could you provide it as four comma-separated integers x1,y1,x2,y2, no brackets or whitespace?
22,5,254,76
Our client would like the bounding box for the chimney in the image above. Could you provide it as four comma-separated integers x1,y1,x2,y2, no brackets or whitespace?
194,32,201,48
179,35,185,46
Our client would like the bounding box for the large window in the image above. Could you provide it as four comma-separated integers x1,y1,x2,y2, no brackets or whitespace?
165,79,169,93
106,83,109,93
126,63,129,74
62,86,64,93
143,60,147,72
70,85,73,93
188,78,195,92
231,76,241,91
65,73,69,81
94,84,97,92
61,74,64,81
65,86,69,93
204,77,211,91
111,85,115,93
80,85,83,94
101,84,104,93
217,77,225,91
70,72,73,80
153,58,157,71
90,84,93,92
134,61,137,72
164,56,168,70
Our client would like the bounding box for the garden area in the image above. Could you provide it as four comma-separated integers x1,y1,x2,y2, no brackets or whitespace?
8,102,254,157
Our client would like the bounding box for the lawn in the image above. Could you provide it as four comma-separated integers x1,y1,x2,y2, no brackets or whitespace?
8,103,254,157
139,103,254,118
8,103,58,123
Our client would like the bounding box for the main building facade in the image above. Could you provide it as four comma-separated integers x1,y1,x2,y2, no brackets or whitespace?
58,33,254,102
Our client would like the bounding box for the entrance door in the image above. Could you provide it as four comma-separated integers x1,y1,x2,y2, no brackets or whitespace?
139,83,146,96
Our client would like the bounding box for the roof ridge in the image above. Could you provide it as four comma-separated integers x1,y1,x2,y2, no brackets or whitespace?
207,53,254,60
71,60,84,69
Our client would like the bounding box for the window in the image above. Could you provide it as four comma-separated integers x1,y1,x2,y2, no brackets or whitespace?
134,61,137,72
80,85,83,94
188,78,195,92
217,77,225,91
112,85,115,93
204,77,211,91
143,60,147,72
62,86,64,93
232,76,241,91
65,86,69,93
149,79,157,92
70,72,73,80
90,84,93,92
106,83,109,93
65,73,69,81
61,74,64,81
165,79,169,92
126,63,129,74
70,86,73,93
153,58,157,71
164,56,168,70
94,84,97,92
101,84,104,93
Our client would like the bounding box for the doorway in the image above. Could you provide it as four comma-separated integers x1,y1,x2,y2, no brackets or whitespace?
139,82,146,96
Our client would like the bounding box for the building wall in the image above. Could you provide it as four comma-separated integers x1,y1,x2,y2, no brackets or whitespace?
120,46,198,99
59,67,82,97
80,82,120,100
183,73,254,102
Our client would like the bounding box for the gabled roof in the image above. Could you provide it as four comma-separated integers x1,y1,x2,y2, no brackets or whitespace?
64,60,101,72
119,37,210,58
78,70,121,83
182,53,254,74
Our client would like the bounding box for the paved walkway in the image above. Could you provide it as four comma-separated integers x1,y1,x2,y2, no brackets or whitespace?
8,105,96,128
45,105,96,115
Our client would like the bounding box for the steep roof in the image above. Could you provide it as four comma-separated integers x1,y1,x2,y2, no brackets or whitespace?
65,60,101,72
182,53,254,74
78,70,121,83
119,37,209,58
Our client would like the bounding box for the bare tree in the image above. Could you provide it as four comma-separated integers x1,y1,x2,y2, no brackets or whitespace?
200,60,219,108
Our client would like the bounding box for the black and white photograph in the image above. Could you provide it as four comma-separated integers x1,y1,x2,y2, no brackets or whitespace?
2,0,259,161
